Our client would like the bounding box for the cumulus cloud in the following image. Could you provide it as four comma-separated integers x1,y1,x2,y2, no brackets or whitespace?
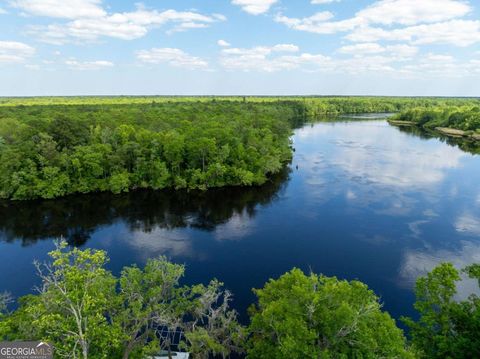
136,48,209,70
339,42,418,58
220,41,428,75
217,39,231,47
346,20,480,47
220,43,333,72
232,0,278,15
275,12,359,34
0,41,35,64
65,59,113,70
396,52,480,77
276,0,478,47
18,2,225,44
339,42,384,54
311,0,341,4
10,0,106,19
357,0,470,26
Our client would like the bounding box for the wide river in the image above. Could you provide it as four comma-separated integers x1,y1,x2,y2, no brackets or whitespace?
1,116,480,323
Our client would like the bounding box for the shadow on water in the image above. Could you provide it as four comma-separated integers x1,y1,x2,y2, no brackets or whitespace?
0,167,291,247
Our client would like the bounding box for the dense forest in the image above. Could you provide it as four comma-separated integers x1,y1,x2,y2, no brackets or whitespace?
0,101,301,200
1,243,479,358
1,97,480,200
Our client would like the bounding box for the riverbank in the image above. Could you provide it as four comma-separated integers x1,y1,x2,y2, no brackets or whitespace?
388,120,480,142
388,105,480,143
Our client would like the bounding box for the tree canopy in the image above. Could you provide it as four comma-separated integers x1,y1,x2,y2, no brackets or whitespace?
0,241,243,359
402,263,480,359
247,268,413,359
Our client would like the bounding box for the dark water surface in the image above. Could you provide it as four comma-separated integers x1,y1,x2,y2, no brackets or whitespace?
2,118,480,323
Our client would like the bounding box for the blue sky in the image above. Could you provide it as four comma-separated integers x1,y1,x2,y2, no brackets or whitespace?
0,0,480,96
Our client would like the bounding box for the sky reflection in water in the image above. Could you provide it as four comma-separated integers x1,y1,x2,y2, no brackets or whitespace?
1,119,479,322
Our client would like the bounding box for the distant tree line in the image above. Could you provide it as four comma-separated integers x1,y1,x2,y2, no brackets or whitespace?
1,243,479,358
392,106,480,132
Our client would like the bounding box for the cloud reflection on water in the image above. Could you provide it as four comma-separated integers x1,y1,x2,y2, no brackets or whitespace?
295,120,466,192
399,240,480,300
455,212,480,236
128,227,198,260
294,120,467,218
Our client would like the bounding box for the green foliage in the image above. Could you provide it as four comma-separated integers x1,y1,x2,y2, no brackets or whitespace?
0,241,243,359
402,263,480,359
247,268,412,359
0,101,297,200
0,242,121,358
0,292,12,331
392,106,480,131
116,257,186,359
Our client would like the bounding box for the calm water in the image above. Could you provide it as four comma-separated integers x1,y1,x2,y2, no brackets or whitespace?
1,118,480,323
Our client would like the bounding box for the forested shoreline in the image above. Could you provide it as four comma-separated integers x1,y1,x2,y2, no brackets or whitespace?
1,97,480,200
0,101,301,200
390,105,480,140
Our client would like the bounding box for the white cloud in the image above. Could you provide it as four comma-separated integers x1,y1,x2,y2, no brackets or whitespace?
220,43,330,72
339,42,385,55
0,41,35,64
220,40,479,78
25,64,40,70
311,0,341,4
65,59,113,70
386,44,419,57
276,0,477,47
217,39,231,47
10,0,106,19
0,7,7,14
357,0,471,26
339,42,418,58
22,4,225,44
395,52,480,77
275,12,360,34
219,41,477,77
347,20,480,47
136,48,209,70
232,0,278,15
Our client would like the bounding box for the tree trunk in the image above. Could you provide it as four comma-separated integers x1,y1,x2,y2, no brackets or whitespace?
81,341,88,359
122,341,135,359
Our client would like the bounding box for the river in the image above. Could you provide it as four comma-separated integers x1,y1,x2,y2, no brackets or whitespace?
1,116,479,323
